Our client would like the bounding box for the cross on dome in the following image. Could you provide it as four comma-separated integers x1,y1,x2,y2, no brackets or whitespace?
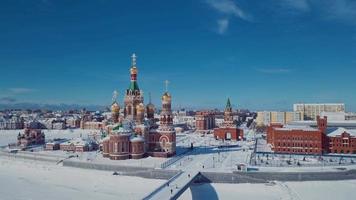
165,80,169,92
131,53,137,66
112,90,118,102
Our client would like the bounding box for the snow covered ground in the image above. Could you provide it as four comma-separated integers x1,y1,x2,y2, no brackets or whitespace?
2,155,356,200
0,156,164,200
179,180,356,200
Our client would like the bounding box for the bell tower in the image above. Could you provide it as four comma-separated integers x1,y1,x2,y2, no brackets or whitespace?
158,80,176,156
124,53,144,121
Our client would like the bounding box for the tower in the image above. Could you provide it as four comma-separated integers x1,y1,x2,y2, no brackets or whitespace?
223,98,234,127
146,92,155,119
124,53,144,121
158,80,176,156
111,90,120,123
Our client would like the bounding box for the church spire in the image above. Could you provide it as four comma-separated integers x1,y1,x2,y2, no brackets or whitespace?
226,98,231,109
165,80,169,92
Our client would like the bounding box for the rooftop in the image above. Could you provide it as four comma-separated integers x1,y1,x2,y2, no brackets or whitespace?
274,125,319,132
328,127,356,137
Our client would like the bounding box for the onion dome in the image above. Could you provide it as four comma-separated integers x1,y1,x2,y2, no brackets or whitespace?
111,102,120,113
162,92,171,101
136,103,145,113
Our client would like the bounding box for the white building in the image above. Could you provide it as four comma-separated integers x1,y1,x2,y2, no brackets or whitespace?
256,111,303,126
320,112,346,121
293,103,345,120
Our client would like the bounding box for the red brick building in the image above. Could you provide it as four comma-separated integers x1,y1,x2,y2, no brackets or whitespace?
267,116,328,154
195,111,215,131
214,98,243,141
17,128,45,149
101,54,176,160
328,128,356,154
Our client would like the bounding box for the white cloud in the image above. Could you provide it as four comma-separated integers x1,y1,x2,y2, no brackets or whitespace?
206,0,251,34
206,0,250,20
217,18,229,34
278,0,356,25
321,0,356,25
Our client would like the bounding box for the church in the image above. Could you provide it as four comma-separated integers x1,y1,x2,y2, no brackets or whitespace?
101,54,176,160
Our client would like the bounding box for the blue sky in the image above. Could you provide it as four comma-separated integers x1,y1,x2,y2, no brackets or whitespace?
0,0,355,111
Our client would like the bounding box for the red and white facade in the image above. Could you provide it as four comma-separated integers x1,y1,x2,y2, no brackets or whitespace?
101,54,176,160
195,111,216,131
266,116,356,155
328,128,356,154
214,98,244,141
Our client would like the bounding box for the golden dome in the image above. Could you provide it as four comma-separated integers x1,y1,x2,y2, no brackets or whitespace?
162,92,171,101
130,66,138,75
136,103,145,112
111,102,120,113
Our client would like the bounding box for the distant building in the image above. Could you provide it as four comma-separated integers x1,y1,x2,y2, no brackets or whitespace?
195,111,215,131
320,112,345,121
52,121,66,130
267,116,328,155
45,139,69,150
346,113,356,121
17,128,45,149
80,121,106,130
293,103,345,120
24,120,43,129
0,115,24,130
256,111,303,126
214,98,243,141
59,138,98,152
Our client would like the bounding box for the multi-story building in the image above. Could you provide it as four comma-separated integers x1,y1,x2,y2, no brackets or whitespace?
66,117,81,128
214,98,243,141
195,111,215,131
320,112,346,121
328,128,356,154
59,138,98,152
345,113,356,121
80,121,106,130
256,111,303,126
52,121,66,130
0,115,24,129
293,103,345,120
267,116,328,154
267,116,356,155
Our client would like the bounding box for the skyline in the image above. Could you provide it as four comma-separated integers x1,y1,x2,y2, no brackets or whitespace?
1,0,356,111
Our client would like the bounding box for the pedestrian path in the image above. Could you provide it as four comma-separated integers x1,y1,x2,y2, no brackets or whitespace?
142,170,200,200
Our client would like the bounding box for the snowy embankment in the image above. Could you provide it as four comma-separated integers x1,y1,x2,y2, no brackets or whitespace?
0,156,163,200
0,129,92,146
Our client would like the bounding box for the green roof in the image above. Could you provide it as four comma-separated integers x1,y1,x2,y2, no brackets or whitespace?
112,123,123,131
128,81,140,91
226,98,232,109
